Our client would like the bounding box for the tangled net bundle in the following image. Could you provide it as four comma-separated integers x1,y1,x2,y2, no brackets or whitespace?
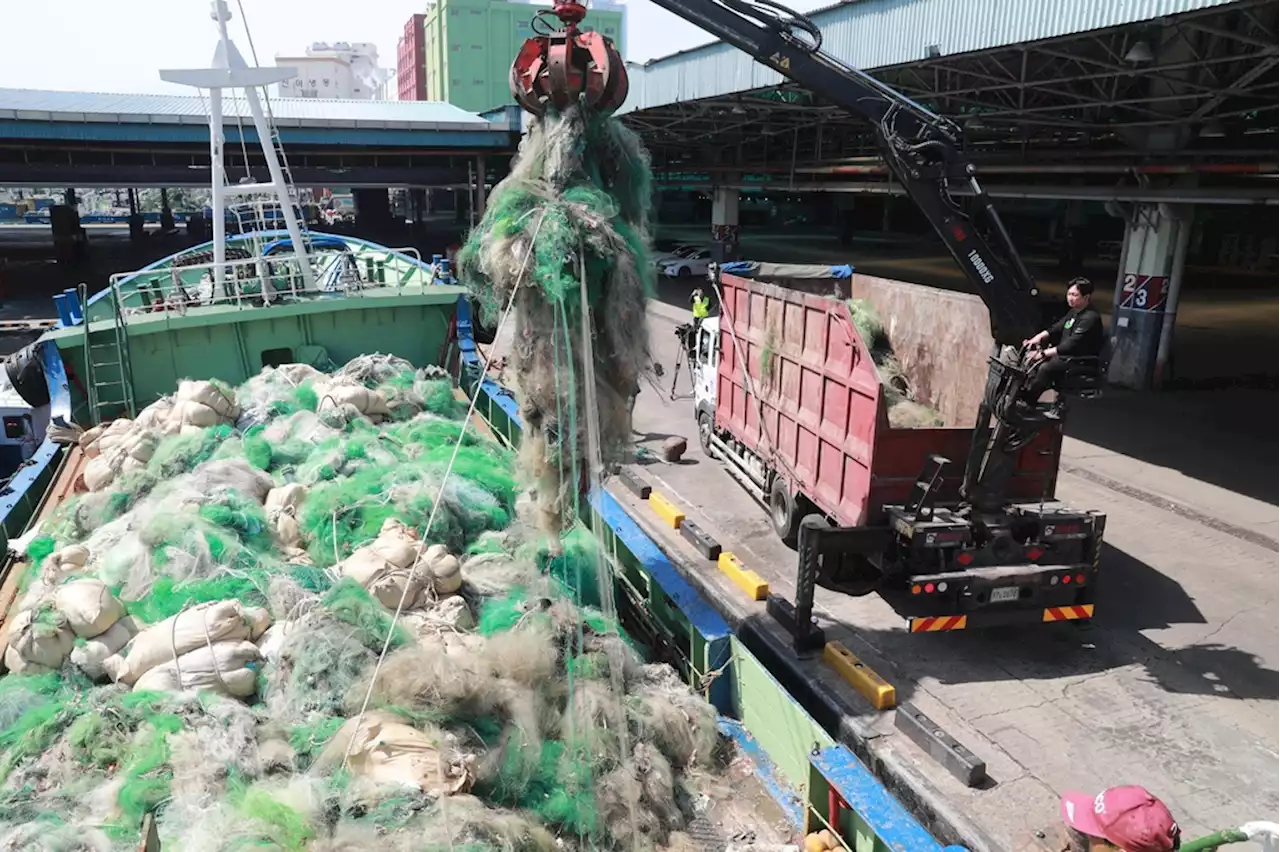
458,105,655,533
0,356,729,851
846,299,943,428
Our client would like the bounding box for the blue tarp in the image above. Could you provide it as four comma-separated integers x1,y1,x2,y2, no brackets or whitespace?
262,235,349,256
718,261,854,279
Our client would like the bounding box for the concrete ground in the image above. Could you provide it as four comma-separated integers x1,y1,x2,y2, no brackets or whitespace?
554,298,1277,851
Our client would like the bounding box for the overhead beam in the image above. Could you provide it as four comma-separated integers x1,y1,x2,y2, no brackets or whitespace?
652,178,1279,206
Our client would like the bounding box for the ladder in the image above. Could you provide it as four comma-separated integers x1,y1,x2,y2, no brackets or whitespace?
80,282,137,422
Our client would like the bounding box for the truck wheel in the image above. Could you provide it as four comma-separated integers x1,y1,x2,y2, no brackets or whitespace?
769,478,802,545
697,411,713,455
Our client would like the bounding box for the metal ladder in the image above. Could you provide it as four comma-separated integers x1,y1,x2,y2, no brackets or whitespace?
261,99,315,251
80,282,137,421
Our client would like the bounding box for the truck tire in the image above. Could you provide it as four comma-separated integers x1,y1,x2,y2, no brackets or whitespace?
769,478,802,545
697,411,713,456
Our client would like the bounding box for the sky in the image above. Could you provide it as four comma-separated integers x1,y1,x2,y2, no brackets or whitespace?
0,0,831,96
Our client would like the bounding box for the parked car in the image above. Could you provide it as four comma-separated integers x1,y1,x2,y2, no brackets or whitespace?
660,247,713,278
650,244,701,268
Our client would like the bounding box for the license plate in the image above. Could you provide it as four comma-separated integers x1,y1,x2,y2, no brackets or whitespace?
990,586,1020,603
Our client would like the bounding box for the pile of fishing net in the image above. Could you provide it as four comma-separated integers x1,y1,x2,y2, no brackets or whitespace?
458,105,655,534
0,355,730,851
846,299,944,428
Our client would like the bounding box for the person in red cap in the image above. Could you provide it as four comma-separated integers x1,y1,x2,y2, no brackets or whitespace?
1059,786,1182,852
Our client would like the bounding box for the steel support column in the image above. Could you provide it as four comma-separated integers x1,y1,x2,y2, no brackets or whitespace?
1107,201,1193,389
711,179,740,263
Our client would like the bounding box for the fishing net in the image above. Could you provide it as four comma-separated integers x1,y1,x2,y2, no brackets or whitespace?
0,356,732,851
458,105,655,534
846,298,944,428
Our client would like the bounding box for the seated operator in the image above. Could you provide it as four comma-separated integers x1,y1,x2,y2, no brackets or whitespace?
1022,276,1104,402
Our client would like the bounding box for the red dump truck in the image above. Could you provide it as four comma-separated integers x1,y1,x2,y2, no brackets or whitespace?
691,263,1105,642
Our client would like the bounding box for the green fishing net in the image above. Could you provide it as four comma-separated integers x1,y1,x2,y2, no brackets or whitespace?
846,298,944,427
458,106,655,535
0,353,727,851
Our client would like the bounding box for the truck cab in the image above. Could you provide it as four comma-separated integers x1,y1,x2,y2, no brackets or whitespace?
692,315,720,454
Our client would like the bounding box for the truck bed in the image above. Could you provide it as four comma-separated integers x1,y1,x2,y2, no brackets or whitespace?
715,271,1060,526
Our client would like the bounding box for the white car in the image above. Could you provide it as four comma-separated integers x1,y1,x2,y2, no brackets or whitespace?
660,248,713,278
650,244,700,268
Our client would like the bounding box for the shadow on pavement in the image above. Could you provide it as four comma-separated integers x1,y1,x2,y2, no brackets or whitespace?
786,542,1277,708
1151,642,1279,701
1065,389,1279,506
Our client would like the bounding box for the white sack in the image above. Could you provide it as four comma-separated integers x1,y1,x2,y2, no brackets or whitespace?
54,578,126,638
340,519,423,610
70,616,140,680
103,599,270,685
5,608,75,671
132,639,261,699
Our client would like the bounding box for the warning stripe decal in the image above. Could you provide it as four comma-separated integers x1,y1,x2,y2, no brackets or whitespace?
909,615,968,633
1043,604,1095,622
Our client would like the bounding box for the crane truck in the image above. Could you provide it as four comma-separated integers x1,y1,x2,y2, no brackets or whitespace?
509,0,1108,647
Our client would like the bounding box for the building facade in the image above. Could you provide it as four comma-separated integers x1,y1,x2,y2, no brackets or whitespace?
422,0,625,112
276,42,392,100
397,14,429,101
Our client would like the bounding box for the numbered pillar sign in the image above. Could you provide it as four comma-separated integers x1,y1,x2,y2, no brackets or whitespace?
1119,273,1170,312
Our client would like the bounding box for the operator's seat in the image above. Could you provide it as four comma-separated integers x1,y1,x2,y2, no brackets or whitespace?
1055,339,1111,400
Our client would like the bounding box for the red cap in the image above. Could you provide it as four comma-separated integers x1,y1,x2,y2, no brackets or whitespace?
1060,786,1180,852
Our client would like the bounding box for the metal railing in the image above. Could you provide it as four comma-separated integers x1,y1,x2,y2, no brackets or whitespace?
103,244,441,320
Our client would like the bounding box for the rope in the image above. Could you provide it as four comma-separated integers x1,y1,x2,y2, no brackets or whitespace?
342,209,549,767
706,268,802,486
198,603,233,695
577,237,640,852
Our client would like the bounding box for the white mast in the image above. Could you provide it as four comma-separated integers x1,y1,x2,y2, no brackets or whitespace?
160,0,315,295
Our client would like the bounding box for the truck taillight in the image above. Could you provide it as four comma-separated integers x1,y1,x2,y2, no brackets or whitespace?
1026,546,1044,561
955,552,974,566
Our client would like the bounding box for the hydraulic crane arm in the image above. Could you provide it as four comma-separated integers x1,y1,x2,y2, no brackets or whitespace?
643,0,1042,345
509,0,1060,512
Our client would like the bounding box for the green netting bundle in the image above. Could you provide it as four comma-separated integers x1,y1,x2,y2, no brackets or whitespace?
458,104,655,535
0,355,736,852
845,298,944,428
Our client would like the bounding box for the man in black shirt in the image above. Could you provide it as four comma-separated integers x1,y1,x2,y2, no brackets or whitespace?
1022,277,1104,402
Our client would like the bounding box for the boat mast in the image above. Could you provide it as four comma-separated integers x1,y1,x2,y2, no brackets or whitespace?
160,0,316,295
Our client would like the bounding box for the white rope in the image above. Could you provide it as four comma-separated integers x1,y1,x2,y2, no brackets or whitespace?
578,238,640,852
706,268,801,485
343,210,549,766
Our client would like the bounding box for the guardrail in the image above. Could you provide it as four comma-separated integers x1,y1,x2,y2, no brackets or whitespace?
91,241,437,320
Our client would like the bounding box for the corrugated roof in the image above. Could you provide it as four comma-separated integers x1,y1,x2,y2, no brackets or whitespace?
622,0,1242,113
0,88,496,131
